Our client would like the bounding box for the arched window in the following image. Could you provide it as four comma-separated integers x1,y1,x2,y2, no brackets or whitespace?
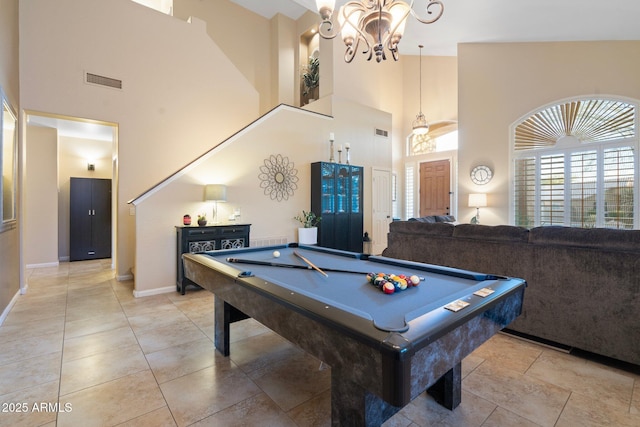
511,98,638,229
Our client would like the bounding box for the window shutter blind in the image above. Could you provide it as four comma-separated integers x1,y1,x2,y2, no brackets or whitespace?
570,151,598,227
603,147,634,228
514,157,536,227
540,154,565,225
405,165,415,219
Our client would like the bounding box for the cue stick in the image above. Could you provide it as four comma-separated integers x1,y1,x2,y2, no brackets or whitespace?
293,250,328,277
225,257,372,275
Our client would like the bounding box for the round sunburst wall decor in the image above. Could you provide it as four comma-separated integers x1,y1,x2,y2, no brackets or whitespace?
258,154,299,201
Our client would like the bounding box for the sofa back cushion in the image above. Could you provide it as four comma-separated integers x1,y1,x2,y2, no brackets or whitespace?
529,226,640,252
389,221,454,237
452,224,530,243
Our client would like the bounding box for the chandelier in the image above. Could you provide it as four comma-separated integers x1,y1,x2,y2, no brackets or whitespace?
315,0,444,63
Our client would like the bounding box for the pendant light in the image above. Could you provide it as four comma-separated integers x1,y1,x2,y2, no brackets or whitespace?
412,44,429,135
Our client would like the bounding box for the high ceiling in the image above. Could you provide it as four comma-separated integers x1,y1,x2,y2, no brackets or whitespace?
231,0,640,56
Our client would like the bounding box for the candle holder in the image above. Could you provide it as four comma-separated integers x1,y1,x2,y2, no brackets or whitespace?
345,146,350,165
338,149,342,164
330,139,335,162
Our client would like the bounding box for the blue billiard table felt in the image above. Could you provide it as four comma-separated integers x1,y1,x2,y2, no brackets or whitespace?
206,247,502,332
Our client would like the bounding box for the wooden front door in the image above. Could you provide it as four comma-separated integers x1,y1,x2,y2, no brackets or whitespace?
419,160,451,217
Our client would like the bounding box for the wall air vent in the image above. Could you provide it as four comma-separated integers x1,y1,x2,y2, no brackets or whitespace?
85,72,123,90
375,128,389,138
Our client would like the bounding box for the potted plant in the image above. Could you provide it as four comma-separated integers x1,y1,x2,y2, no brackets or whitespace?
294,210,320,245
302,56,319,103
197,213,207,226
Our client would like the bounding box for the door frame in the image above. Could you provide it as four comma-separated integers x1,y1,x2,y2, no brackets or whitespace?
404,152,458,220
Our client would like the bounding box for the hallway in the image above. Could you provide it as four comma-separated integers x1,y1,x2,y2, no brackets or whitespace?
0,260,638,426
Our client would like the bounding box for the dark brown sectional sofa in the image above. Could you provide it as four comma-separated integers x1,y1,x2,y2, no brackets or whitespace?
382,221,640,366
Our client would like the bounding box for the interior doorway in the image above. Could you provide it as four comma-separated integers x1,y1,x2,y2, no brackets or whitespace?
371,168,392,255
24,112,118,267
419,159,451,217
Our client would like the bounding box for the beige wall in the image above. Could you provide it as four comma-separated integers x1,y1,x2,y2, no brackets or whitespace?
0,0,20,319
132,100,392,294
20,0,259,280
458,41,640,225
397,55,458,218
173,0,274,113
24,126,58,266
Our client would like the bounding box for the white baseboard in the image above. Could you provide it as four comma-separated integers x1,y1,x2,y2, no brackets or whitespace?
59,256,70,262
133,285,175,298
26,261,60,269
116,274,133,281
0,290,21,326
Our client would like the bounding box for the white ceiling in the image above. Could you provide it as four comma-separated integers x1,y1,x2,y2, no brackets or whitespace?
27,115,115,160
232,0,640,56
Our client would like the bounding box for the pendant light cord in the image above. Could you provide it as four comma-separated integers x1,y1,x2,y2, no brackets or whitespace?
419,44,423,114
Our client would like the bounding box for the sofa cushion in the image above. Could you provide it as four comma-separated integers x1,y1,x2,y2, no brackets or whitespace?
389,221,454,237
529,226,640,251
452,224,530,243
408,215,456,223
408,216,437,223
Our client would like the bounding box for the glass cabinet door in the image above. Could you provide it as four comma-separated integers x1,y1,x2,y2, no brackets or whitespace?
321,163,335,213
336,166,350,213
350,166,361,214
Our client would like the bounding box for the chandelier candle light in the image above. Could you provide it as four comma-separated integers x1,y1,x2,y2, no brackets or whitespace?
315,0,445,63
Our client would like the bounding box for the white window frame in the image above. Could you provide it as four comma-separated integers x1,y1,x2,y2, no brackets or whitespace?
510,97,639,229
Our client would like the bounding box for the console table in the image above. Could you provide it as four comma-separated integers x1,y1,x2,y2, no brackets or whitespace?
176,224,251,294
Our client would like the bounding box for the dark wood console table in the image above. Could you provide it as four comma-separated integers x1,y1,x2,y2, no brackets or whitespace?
175,224,251,294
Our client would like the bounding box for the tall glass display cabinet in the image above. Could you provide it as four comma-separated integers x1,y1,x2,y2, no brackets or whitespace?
311,162,363,252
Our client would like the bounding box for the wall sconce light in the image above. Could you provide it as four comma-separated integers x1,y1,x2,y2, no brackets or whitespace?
87,163,95,171
468,193,487,224
204,184,227,224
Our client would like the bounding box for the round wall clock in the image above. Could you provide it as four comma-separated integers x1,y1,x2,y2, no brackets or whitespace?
470,165,493,185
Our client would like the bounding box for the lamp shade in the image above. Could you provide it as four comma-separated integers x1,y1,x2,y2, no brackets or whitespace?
204,184,227,202
468,193,487,208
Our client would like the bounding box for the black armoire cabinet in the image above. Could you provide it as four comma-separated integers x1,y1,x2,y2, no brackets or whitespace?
311,162,363,252
70,177,112,261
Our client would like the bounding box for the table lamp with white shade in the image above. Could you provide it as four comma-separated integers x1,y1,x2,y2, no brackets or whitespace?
204,184,227,224
468,193,487,224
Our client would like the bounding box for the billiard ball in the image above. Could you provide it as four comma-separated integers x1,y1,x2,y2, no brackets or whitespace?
273,250,280,258
382,282,395,294
409,275,421,286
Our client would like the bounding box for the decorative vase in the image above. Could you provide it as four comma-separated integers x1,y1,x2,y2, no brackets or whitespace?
298,227,317,245
198,219,207,227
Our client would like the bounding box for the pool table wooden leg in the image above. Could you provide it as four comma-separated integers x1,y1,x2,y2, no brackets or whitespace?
214,298,231,356
330,369,400,426
214,298,251,357
426,362,462,410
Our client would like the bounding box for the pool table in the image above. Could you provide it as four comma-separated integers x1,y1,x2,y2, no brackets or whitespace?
182,244,526,426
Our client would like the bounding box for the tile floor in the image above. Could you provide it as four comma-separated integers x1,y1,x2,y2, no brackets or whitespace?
0,259,638,427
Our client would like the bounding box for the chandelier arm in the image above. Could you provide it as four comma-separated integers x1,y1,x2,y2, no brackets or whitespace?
409,0,445,25
345,37,360,63
318,0,369,40
341,5,376,60
318,19,340,40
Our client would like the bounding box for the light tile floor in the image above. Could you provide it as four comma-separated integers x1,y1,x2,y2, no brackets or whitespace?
0,259,638,426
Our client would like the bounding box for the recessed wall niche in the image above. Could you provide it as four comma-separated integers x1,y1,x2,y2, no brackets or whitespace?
300,26,320,106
